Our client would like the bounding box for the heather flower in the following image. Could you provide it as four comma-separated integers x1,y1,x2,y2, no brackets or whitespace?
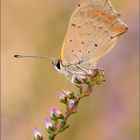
79,85,93,97
34,68,105,140
69,100,75,108
45,118,54,134
62,89,72,96
62,89,75,99
57,91,67,103
34,128,43,140
50,107,64,120
68,100,78,113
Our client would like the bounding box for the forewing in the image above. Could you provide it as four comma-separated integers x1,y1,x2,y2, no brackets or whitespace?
61,0,128,66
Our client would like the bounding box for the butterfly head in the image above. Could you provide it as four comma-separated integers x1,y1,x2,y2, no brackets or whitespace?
52,59,64,73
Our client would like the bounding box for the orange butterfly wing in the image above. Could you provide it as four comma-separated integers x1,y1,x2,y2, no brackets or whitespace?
61,0,128,66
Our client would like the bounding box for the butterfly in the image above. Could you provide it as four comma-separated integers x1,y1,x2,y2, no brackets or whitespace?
53,0,128,84
15,0,128,85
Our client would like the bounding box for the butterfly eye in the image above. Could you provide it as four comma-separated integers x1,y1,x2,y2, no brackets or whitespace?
56,60,61,70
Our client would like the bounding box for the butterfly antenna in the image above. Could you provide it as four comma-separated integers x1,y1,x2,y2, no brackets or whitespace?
14,54,56,61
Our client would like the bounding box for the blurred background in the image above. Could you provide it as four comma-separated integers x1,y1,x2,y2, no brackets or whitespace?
1,0,139,140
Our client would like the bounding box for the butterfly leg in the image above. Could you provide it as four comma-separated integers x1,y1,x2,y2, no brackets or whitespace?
76,64,88,73
76,64,94,76
70,75,83,86
64,71,82,85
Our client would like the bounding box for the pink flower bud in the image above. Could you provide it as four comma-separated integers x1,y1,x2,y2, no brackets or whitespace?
57,91,67,103
45,118,53,129
62,89,75,99
68,100,77,113
34,128,43,140
62,89,72,96
50,107,64,119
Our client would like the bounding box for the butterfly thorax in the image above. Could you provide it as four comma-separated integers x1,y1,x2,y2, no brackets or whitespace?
53,59,96,85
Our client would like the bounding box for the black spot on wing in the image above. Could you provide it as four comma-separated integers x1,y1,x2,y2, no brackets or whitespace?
78,3,80,7
78,25,81,28
72,23,76,27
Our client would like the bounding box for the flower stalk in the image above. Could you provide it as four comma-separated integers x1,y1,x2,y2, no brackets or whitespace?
33,68,105,140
